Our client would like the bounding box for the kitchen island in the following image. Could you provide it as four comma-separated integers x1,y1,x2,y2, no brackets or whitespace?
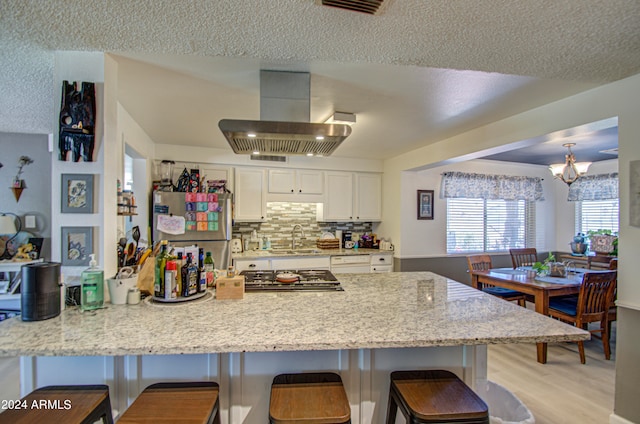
0,272,587,423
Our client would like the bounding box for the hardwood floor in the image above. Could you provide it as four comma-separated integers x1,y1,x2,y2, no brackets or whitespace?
488,323,616,424
0,326,616,424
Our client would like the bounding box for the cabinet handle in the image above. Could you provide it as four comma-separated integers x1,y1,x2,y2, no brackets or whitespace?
249,264,256,268
379,258,384,261
299,189,302,193
291,189,294,193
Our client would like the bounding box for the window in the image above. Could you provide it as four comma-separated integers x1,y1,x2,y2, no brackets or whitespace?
575,199,619,234
446,198,535,253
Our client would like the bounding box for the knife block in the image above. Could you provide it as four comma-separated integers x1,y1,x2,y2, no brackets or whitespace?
216,275,244,300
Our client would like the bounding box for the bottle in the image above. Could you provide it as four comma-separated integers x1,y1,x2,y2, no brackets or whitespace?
81,254,104,311
204,251,215,287
181,253,190,297
164,259,177,300
154,240,170,298
176,252,184,297
187,254,199,296
197,248,206,293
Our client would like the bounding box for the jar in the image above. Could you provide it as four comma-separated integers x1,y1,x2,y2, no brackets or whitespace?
127,287,141,305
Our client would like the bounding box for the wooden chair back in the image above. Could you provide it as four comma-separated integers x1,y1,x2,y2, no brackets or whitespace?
576,271,617,326
466,254,492,272
509,248,538,268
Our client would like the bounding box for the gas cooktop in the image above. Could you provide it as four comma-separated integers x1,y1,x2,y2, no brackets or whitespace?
239,270,343,292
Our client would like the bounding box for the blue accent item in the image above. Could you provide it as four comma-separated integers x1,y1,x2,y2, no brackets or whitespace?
482,287,524,298
549,297,578,316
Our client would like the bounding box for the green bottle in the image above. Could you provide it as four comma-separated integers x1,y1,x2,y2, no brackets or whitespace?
81,254,104,311
154,240,170,298
204,251,214,287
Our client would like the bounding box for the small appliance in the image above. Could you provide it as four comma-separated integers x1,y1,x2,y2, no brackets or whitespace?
21,262,61,321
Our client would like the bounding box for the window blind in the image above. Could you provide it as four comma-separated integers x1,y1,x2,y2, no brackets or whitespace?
447,198,535,253
575,199,619,234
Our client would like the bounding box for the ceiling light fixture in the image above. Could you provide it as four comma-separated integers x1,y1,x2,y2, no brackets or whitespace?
324,112,356,126
549,143,591,186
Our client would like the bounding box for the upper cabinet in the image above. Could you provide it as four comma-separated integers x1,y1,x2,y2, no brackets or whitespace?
354,173,382,221
268,169,323,195
317,171,382,222
234,167,266,222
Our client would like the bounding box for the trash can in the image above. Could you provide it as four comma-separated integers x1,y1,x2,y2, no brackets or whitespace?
477,380,535,424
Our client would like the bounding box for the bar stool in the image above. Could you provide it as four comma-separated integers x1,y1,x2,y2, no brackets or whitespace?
269,372,351,423
386,370,489,424
0,384,113,424
118,381,219,424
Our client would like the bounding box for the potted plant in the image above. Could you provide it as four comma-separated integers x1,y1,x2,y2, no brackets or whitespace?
587,229,618,256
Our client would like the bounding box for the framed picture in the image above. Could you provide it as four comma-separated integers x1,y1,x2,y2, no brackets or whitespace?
61,226,93,266
417,190,434,220
61,174,94,213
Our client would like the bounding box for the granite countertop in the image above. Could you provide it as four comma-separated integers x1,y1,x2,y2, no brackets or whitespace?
0,272,588,357
233,247,389,259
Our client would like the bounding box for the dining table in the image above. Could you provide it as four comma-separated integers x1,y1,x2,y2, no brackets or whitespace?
471,267,583,364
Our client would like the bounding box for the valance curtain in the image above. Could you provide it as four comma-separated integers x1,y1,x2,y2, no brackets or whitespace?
440,171,545,201
567,172,618,201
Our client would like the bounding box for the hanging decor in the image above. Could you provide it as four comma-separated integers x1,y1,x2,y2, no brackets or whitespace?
440,172,544,201
10,156,33,202
548,143,591,186
566,173,618,202
59,81,96,162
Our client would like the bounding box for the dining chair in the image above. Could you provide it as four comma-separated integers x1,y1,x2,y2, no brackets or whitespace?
548,270,617,364
509,248,538,269
466,254,527,307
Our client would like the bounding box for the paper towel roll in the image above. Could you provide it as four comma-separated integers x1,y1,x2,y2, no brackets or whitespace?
335,230,343,248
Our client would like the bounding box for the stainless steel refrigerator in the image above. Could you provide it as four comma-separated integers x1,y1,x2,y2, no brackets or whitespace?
152,191,232,269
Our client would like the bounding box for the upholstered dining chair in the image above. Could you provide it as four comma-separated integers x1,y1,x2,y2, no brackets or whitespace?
466,254,527,307
548,270,617,364
509,248,538,269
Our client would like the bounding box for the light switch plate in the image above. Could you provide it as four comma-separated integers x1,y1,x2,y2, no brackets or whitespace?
25,215,36,228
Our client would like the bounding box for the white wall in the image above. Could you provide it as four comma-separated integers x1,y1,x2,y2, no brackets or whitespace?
399,159,554,258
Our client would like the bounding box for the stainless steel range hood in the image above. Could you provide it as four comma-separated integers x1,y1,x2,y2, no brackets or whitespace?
218,71,351,157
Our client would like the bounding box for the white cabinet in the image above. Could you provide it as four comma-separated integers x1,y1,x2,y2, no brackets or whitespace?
318,172,382,222
234,167,266,222
355,173,382,221
319,171,354,221
234,259,271,272
370,253,393,272
271,256,330,271
268,169,323,195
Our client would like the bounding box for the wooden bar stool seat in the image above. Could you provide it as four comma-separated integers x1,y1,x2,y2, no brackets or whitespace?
386,370,489,424
118,381,219,424
0,384,113,424
269,372,351,424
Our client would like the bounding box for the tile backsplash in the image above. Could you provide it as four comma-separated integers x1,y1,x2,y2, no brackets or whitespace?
232,202,373,249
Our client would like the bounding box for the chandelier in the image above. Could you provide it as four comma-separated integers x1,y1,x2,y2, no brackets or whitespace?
549,143,591,185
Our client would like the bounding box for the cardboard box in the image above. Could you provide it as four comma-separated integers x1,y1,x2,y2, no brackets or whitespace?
216,275,244,300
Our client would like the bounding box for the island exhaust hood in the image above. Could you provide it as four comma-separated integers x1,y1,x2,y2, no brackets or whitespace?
218,71,351,157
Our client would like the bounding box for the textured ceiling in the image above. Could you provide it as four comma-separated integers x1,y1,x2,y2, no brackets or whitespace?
1,0,638,160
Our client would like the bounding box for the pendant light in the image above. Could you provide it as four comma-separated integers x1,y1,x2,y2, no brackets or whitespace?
549,143,591,186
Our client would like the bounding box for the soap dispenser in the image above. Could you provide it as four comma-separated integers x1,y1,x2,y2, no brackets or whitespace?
81,254,104,311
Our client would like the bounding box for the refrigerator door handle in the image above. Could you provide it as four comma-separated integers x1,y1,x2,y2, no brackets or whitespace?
225,195,233,240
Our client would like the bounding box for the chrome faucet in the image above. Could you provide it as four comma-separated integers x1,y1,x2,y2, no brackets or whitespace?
291,224,306,250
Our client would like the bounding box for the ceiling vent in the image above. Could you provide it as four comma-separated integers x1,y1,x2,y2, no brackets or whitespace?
320,0,385,15
219,71,352,157
250,154,287,163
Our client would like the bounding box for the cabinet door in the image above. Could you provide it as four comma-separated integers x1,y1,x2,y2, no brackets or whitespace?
235,168,266,222
234,259,271,271
324,172,354,221
355,173,382,221
297,170,323,194
268,169,295,193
